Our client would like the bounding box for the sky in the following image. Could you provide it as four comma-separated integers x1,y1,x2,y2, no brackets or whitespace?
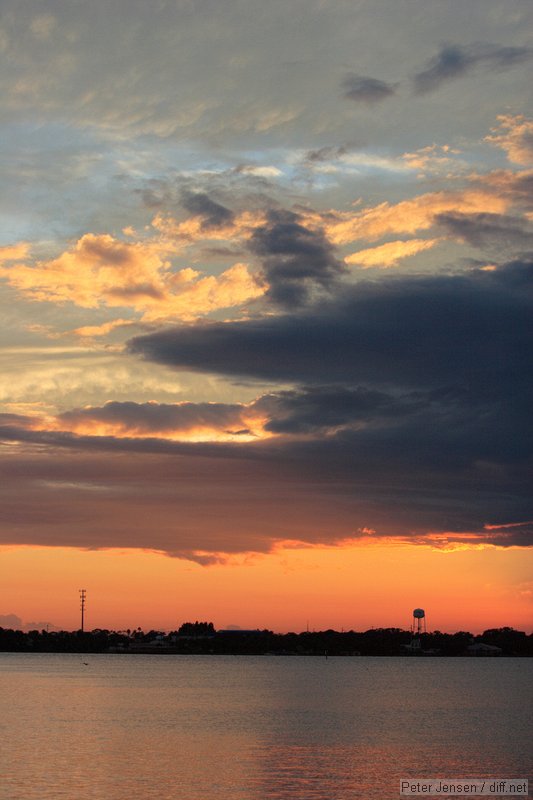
0,0,532,634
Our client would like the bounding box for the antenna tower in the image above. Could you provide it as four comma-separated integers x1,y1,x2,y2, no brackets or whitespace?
79,589,87,632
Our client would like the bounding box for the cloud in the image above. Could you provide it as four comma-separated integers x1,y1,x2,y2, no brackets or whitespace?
1,377,531,557
51,388,425,441
0,0,531,177
485,115,533,165
151,208,264,246
472,169,533,213
146,167,529,262
71,319,134,339
0,170,526,336
0,233,174,309
9,385,429,443
0,441,331,558
0,350,188,411
307,185,508,244
181,191,235,229
341,74,397,104
345,238,439,268
0,232,264,323
0,613,59,632
299,144,355,172
413,43,533,94
56,400,266,441
0,614,23,630
303,145,352,164
436,211,533,252
126,255,533,541
0,243,29,262
2,5,533,565
128,259,532,387
0,166,526,365
256,386,422,434
3,247,533,558
234,165,283,178
402,144,463,175
126,260,533,536
0,412,37,429
249,209,345,307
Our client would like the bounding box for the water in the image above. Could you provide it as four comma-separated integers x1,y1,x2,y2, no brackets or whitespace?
0,654,531,799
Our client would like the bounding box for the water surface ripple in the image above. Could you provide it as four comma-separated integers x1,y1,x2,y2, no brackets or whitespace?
0,654,531,799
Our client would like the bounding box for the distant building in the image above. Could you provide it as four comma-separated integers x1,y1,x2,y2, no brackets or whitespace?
217,629,262,636
466,642,502,656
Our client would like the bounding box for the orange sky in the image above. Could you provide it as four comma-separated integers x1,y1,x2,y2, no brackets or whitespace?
2,541,532,634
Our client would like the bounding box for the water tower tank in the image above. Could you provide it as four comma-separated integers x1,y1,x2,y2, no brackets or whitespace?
413,608,425,618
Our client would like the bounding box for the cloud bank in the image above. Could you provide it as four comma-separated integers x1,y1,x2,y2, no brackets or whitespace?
341,74,397,104
413,43,533,94
0,256,530,560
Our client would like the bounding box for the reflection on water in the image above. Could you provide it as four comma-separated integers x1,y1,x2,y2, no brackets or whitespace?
0,654,531,799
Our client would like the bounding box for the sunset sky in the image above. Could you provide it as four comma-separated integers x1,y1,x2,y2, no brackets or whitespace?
1,0,532,634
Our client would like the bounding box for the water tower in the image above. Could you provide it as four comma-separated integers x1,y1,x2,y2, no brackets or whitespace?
412,608,426,635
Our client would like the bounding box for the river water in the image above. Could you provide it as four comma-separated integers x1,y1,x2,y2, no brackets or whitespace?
0,654,531,799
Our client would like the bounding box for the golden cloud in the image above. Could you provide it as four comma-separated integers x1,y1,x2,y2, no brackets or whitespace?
306,187,508,245
345,238,440,268
48,399,272,443
1,167,526,342
485,115,533,165
71,319,134,339
0,243,30,262
140,262,264,323
0,232,264,323
471,168,533,210
402,144,463,175
151,209,265,244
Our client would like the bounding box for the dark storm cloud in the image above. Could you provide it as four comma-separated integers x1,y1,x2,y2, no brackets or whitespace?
1,411,531,555
413,43,533,94
129,260,533,390
0,421,254,460
484,256,533,293
341,74,397,104
123,258,533,553
0,412,36,428
58,400,246,435
3,364,531,474
256,386,423,434
249,209,345,307
58,391,420,438
3,250,533,554
436,212,533,251
2,251,532,557
443,526,533,549
181,191,234,229
0,445,286,558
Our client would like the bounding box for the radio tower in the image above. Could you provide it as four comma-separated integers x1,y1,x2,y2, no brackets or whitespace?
79,589,87,632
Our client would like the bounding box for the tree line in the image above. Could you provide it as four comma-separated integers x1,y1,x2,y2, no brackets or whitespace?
0,623,531,656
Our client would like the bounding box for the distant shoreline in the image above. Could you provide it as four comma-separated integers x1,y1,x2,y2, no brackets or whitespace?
1,625,531,657
1,651,530,657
